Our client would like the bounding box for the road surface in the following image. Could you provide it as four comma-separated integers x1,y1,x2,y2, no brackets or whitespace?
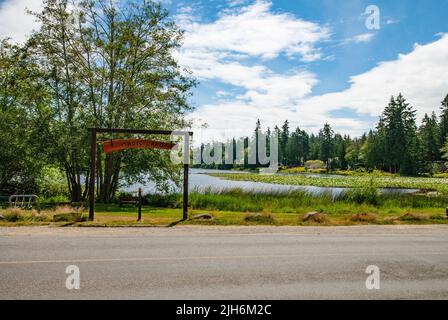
1,225,448,299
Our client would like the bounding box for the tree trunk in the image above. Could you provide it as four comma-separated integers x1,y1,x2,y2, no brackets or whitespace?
98,153,122,203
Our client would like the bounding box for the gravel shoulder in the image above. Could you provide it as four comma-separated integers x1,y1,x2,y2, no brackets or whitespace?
1,224,448,237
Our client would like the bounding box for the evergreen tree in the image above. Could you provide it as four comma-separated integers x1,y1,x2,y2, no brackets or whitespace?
252,119,261,168
439,94,448,152
280,121,289,165
419,112,440,164
379,94,422,174
345,137,364,169
319,123,334,171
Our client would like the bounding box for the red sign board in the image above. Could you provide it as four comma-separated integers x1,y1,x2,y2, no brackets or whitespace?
103,139,176,154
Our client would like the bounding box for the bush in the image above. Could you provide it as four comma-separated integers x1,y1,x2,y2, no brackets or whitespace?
36,167,69,199
305,160,325,170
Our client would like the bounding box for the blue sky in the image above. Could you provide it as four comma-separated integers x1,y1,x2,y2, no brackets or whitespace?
165,0,448,141
1,0,447,141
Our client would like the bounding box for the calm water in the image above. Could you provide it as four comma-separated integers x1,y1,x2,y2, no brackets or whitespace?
123,169,418,196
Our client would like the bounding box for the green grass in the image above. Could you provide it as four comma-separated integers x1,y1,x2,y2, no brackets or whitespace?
1,189,447,227
207,172,448,193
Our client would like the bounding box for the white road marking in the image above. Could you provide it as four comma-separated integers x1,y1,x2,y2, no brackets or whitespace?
0,251,447,265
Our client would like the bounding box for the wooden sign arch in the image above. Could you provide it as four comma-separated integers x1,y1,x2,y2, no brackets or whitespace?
88,128,192,222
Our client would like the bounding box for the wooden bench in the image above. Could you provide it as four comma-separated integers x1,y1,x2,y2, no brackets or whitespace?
119,196,139,207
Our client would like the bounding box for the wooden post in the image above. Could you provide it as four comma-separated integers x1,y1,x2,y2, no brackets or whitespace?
183,163,189,221
182,133,190,221
138,188,142,222
89,129,97,221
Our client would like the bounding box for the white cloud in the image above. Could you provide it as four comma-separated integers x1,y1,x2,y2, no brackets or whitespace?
227,0,249,7
385,18,400,25
176,0,332,140
345,33,375,44
189,34,448,141
299,34,448,121
0,0,43,43
178,0,330,61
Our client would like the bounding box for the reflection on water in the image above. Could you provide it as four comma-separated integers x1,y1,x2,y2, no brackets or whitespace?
122,169,418,196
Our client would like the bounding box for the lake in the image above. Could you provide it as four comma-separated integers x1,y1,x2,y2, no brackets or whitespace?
123,169,419,196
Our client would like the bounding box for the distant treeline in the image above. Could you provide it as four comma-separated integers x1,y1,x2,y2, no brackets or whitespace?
196,93,448,176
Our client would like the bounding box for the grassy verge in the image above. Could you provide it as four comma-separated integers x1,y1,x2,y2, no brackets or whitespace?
207,172,448,193
1,189,447,227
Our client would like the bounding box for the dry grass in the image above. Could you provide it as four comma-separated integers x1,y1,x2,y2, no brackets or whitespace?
243,212,275,224
1,208,51,222
50,206,86,222
50,205,85,215
302,212,327,224
350,213,377,223
399,213,428,222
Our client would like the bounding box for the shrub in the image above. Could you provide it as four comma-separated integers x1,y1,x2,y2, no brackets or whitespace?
304,160,325,170
37,167,69,199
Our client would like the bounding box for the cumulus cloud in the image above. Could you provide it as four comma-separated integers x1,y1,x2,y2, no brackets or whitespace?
299,34,448,120
0,0,42,43
178,0,330,61
176,0,332,139
188,34,448,141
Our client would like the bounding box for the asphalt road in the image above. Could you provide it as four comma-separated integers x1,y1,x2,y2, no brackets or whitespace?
1,225,448,300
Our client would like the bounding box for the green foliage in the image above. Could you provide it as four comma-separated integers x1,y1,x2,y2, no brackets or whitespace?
209,172,448,193
144,187,447,216
143,193,182,208
281,166,307,173
0,40,48,193
36,167,69,199
344,184,380,206
25,0,196,202
319,123,334,167
194,92,448,177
